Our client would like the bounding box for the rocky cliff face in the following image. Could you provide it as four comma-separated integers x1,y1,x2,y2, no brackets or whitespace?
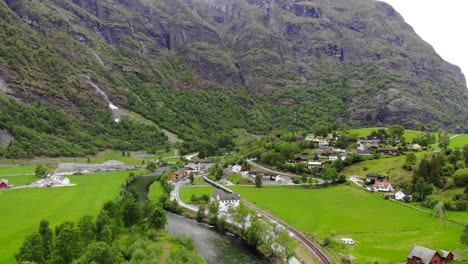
1,0,467,134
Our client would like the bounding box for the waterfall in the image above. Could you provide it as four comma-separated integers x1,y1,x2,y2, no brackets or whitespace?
83,75,121,122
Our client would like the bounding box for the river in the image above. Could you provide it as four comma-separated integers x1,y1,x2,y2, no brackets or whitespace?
126,168,268,264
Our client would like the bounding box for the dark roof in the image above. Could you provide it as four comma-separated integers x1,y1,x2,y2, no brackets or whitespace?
174,168,185,175
211,189,240,201
366,173,383,178
401,190,412,196
407,245,438,264
366,135,382,140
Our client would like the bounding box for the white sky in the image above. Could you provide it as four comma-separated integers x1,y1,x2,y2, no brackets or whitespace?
379,0,468,81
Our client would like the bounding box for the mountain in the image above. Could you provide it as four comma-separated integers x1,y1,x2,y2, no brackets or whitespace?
0,0,467,157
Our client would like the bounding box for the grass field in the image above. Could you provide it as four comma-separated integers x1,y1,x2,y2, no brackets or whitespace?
347,127,429,142
342,151,430,182
2,175,38,185
449,134,468,148
230,185,467,264
148,180,165,202
0,165,37,176
0,170,138,263
179,186,216,204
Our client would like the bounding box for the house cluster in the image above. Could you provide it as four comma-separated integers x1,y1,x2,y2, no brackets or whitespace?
0,179,8,189
356,135,400,156
169,162,213,181
363,173,395,192
407,245,454,264
210,189,240,212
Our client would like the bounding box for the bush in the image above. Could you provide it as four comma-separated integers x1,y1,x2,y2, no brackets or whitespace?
453,169,468,187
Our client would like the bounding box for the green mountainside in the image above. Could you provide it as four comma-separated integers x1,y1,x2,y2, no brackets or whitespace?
0,0,467,157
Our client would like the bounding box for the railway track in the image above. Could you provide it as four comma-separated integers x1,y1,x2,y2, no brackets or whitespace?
245,202,333,264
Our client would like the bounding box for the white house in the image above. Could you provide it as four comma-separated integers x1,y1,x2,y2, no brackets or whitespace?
51,175,70,185
372,181,394,192
231,164,242,173
407,144,422,151
329,155,338,161
211,189,240,212
308,161,323,169
395,190,412,201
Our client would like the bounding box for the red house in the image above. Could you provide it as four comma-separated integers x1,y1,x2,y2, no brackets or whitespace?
407,245,454,264
0,179,8,189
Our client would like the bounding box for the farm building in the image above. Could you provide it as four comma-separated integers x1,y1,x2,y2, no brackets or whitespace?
0,179,8,189
372,181,395,192
50,175,70,185
407,144,422,151
407,245,454,264
211,189,240,212
395,190,412,201
169,169,187,180
308,161,323,169
366,173,388,181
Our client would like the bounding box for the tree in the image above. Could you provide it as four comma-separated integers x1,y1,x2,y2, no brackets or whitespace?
51,223,81,264
276,230,295,262
38,220,53,261
148,206,167,230
461,225,468,245
439,133,450,149
208,200,219,220
197,204,206,222
98,225,113,245
189,172,195,185
122,198,142,231
95,210,112,236
453,169,468,187
35,165,48,178
406,153,417,164
245,219,266,247
16,233,44,264
76,242,123,264
387,125,405,139
463,144,468,165
334,159,344,172
78,216,96,249
322,166,338,183
255,174,262,188
233,202,250,232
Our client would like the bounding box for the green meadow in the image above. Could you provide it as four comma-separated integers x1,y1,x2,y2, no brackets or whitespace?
2,175,37,185
449,134,468,148
347,127,429,142
0,170,138,263
229,185,467,264
179,186,216,204
0,165,36,176
342,151,430,182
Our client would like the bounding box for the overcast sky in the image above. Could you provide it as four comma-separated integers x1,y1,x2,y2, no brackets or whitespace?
379,0,468,81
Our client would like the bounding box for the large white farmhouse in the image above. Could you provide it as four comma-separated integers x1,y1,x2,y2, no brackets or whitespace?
211,189,240,212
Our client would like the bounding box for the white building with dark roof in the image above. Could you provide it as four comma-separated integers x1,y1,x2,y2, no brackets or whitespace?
211,189,240,212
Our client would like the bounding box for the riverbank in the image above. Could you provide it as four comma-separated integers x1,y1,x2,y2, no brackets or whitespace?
128,168,269,264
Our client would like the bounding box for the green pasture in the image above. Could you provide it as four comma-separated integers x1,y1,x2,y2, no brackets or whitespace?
342,151,429,182
0,165,36,176
230,185,467,264
179,186,216,204
2,175,37,185
347,127,428,142
449,134,468,148
0,170,138,263
148,180,165,202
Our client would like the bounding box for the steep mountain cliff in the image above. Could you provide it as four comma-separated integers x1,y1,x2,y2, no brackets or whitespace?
0,0,467,156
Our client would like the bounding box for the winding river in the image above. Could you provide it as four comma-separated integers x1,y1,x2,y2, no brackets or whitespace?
127,168,268,264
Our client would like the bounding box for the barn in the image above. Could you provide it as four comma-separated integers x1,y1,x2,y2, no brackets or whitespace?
0,179,8,189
